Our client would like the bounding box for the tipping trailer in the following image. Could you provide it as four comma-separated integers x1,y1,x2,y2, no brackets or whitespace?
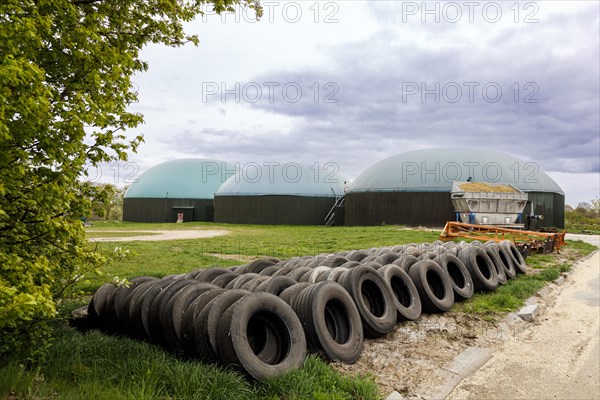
451,181,528,228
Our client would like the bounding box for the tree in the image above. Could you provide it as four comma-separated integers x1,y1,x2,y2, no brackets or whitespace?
89,184,127,221
0,0,261,360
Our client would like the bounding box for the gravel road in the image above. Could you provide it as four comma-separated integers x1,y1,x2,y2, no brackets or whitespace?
447,249,600,400
88,230,229,242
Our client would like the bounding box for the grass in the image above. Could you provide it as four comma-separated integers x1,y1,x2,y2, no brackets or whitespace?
0,326,378,400
1,222,597,399
80,222,439,292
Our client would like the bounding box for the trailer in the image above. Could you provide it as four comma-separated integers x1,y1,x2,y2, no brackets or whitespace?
451,181,528,228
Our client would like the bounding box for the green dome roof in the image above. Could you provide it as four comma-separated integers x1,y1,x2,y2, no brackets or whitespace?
125,158,235,199
349,148,564,195
216,163,347,197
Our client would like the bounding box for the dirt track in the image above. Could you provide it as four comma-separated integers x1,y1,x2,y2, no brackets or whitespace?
448,250,600,400
88,230,229,242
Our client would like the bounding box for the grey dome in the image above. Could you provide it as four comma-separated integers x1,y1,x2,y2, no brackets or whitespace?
125,158,235,199
349,148,563,195
216,163,347,197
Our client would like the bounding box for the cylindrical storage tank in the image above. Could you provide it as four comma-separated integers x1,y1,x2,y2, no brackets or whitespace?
214,163,347,225
123,158,236,222
345,148,564,228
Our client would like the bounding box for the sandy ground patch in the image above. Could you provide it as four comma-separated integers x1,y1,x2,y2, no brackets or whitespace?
88,230,229,242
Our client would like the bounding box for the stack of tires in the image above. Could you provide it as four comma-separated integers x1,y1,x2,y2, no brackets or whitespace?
86,240,527,380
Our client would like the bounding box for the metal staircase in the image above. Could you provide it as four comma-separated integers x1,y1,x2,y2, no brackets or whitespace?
325,195,345,226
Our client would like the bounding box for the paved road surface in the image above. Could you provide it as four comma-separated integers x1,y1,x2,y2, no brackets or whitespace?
448,249,600,400
566,233,600,247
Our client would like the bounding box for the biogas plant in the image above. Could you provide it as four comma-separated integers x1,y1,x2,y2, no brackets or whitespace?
123,148,564,230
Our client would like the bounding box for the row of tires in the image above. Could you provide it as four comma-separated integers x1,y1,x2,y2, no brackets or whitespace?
87,240,527,380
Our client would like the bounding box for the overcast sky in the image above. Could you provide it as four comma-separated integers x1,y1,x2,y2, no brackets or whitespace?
107,1,598,206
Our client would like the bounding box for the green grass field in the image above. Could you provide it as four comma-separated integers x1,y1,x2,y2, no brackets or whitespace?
1,222,596,399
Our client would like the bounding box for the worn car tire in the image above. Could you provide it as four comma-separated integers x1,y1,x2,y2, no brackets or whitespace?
457,247,499,292
378,264,422,321
292,281,363,363
216,292,307,380
408,260,454,313
340,265,396,338
432,254,474,301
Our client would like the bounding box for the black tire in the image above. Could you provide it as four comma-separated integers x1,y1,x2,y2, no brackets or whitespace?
494,244,517,279
195,268,230,282
286,266,313,281
340,261,361,269
392,255,419,273
211,272,239,288
236,258,278,274
363,261,384,271
180,288,227,355
321,256,349,268
304,257,326,268
432,254,474,301
88,283,117,324
378,264,422,321
108,276,156,333
163,282,217,353
457,247,499,292
298,268,317,283
360,254,378,263
373,253,400,265
391,245,406,253
148,280,193,345
408,260,454,313
136,278,178,341
216,292,307,380
419,252,438,261
278,282,311,305
226,273,260,290
113,276,156,320
340,265,396,338
271,266,294,277
483,246,507,285
195,289,250,362
242,276,270,292
122,279,160,336
307,266,331,283
500,240,527,273
259,265,282,276
327,267,349,282
292,281,363,364
255,276,297,295
345,250,369,262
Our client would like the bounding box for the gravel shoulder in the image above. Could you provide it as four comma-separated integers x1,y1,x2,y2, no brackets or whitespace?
447,250,600,400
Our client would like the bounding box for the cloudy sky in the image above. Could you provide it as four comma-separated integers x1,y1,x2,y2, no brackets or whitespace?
109,1,598,206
